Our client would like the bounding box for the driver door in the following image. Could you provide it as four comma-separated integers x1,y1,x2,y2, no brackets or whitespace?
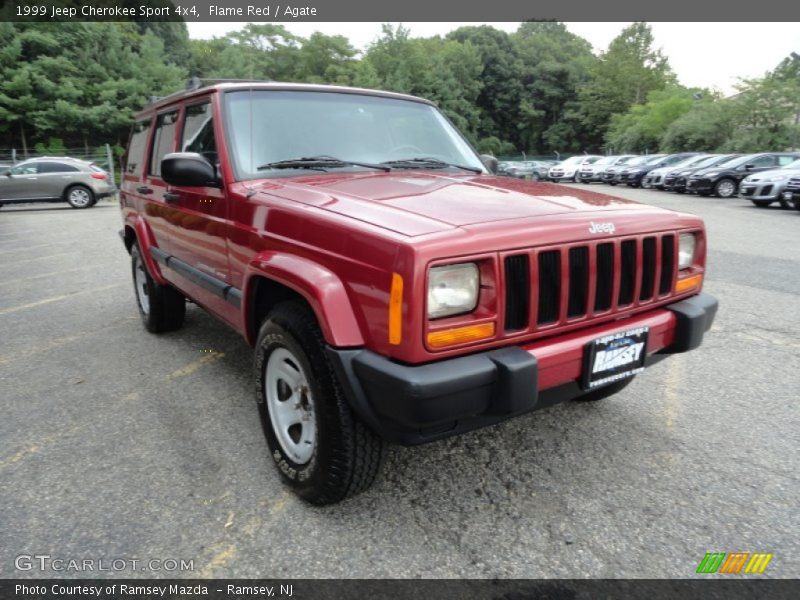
165,97,235,323
0,163,39,200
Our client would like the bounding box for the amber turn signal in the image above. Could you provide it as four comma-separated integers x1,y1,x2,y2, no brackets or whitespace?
388,273,403,345
674,273,703,294
427,322,496,349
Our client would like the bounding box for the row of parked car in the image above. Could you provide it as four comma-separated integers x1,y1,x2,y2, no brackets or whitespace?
502,152,800,210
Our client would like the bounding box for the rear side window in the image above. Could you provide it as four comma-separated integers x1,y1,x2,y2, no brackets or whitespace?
181,102,217,165
126,119,151,176
777,155,797,166
149,111,179,177
37,162,79,173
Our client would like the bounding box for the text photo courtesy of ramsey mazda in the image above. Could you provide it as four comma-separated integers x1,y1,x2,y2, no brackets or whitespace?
120,81,716,505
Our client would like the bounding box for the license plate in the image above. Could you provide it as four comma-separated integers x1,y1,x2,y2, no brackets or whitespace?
784,191,793,201
582,326,649,390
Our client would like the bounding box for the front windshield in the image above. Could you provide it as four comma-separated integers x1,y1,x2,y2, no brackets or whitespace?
690,155,723,169
715,155,754,169
625,156,648,166
224,90,485,178
561,156,584,165
645,155,666,165
595,156,615,165
672,155,707,168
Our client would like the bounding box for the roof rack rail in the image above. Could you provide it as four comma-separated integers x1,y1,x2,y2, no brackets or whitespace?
148,77,265,105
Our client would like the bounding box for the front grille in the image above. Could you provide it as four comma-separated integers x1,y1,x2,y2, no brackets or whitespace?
618,240,637,305
567,247,589,317
640,237,656,301
503,233,679,333
659,234,675,294
536,250,561,325
503,254,529,330
594,243,614,311
788,178,800,190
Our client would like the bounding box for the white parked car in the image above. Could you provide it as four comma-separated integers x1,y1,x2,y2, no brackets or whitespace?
547,155,603,183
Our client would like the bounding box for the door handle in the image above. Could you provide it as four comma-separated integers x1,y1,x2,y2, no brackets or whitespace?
136,186,153,195
163,192,180,203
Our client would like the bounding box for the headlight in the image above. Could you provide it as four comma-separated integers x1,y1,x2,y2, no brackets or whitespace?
763,175,788,182
703,172,719,178
428,263,479,319
564,170,574,176
678,234,696,270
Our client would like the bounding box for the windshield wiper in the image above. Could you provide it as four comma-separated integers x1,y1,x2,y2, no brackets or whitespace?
380,157,483,174
257,155,390,172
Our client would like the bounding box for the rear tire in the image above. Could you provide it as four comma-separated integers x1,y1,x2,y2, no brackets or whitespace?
65,185,94,209
574,378,634,402
131,242,185,333
255,301,385,505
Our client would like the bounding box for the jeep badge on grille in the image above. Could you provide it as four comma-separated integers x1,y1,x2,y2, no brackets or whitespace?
589,222,616,234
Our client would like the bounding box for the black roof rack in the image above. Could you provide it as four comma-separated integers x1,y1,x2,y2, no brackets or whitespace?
148,77,266,105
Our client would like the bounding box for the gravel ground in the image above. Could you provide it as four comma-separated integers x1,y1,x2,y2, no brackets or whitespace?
0,187,797,579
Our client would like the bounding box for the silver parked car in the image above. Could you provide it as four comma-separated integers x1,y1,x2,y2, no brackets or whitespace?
0,157,115,209
578,155,636,183
739,159,800,209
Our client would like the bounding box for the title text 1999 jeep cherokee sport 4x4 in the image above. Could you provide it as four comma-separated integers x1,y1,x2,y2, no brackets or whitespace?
120,81,718,505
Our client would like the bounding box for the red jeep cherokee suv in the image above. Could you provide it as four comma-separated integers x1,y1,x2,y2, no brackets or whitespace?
120,81,718,504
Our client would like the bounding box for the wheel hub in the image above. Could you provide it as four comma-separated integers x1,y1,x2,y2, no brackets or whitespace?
265,348,316,464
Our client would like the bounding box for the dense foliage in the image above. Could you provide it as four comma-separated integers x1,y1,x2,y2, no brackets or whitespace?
0,21,797,156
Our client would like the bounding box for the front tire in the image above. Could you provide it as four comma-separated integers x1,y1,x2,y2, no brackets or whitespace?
65,185,94,209
714,178,737,198
751,199,772,208
131,242,185,333
255,302,385,505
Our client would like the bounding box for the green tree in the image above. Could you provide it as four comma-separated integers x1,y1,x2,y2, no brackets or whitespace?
512,22,597,153
448,26,523,149
661,100,735,152
605,87,699,153
578,22,674,149
722,71,800,152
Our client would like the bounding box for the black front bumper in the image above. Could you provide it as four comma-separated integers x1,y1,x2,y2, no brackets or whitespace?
687,178,713,193
329,293,718,445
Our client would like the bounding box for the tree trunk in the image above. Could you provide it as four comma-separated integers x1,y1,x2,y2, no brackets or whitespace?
19,122,28,157
84,136,89,155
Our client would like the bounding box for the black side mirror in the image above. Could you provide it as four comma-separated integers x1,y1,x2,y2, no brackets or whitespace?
744,164,754,170
480,154,498,175
161,152,218,187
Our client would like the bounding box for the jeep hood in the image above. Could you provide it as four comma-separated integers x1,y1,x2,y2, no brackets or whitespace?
257,172,669,236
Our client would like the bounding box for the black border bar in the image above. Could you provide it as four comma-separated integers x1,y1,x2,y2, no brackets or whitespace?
2,0,800,21
2,579,798,600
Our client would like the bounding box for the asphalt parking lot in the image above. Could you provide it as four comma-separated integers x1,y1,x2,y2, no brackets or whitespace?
1,187,798,579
